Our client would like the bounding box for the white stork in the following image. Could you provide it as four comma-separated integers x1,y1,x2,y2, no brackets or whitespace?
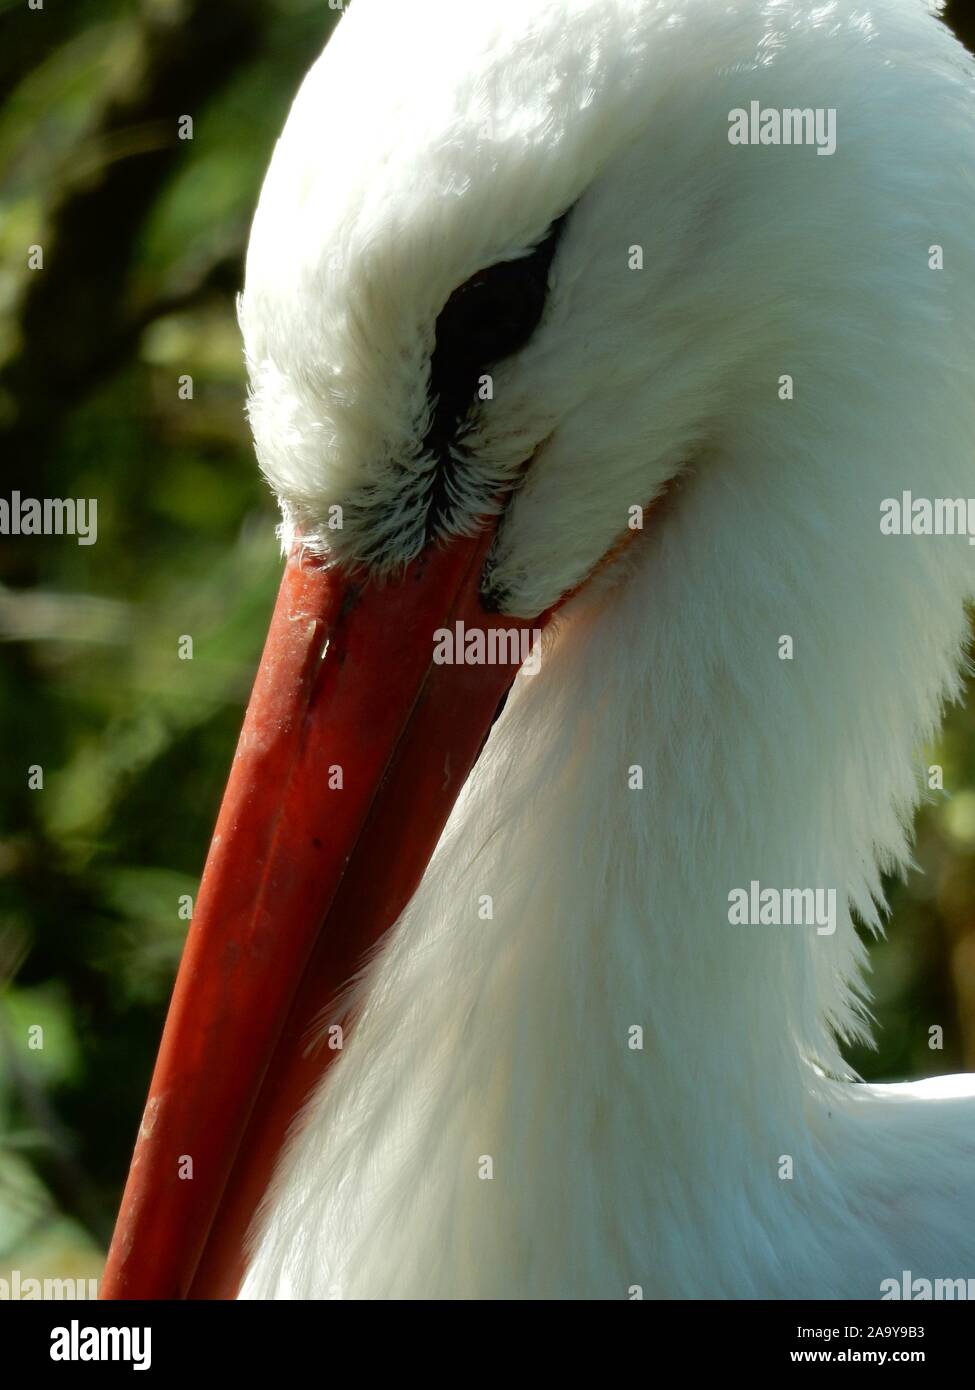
102,0,975,1300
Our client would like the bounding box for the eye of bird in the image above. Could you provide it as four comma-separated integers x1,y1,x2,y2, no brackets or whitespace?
435,250,551,369
426,211,569,445
420,211,569,540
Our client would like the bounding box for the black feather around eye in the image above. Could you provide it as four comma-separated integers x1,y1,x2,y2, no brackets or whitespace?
420,210,570,537
425,211,569,451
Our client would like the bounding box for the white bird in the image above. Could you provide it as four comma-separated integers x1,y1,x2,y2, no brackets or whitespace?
103,0,975,1301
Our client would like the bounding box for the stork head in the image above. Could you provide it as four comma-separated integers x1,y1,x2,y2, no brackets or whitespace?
102,0,975,1299
241,0,659,618
241,0,965,617
240,0,832,616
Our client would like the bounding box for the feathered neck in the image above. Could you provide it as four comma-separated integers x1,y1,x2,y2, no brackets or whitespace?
243,420,973,1297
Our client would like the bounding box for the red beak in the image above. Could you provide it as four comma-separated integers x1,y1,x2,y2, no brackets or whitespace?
101,521,550,1299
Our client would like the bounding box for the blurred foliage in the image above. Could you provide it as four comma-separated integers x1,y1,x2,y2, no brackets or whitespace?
0,0,339,1278
0,0,973,1286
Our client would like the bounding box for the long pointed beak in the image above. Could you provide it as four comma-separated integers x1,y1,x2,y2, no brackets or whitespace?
101,522,549,1300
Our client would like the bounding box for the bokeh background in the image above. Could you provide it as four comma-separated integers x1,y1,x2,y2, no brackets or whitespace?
1,0,974,1286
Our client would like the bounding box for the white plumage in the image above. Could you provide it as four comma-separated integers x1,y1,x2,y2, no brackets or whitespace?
238,0,975,1298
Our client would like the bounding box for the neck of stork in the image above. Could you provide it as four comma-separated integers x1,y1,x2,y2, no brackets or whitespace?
247,366,972,1297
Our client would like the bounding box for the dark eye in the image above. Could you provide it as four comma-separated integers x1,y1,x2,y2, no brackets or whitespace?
425,211,569,448
435,242,555,367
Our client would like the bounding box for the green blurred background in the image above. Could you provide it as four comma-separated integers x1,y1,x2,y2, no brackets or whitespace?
0,0,973,1287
